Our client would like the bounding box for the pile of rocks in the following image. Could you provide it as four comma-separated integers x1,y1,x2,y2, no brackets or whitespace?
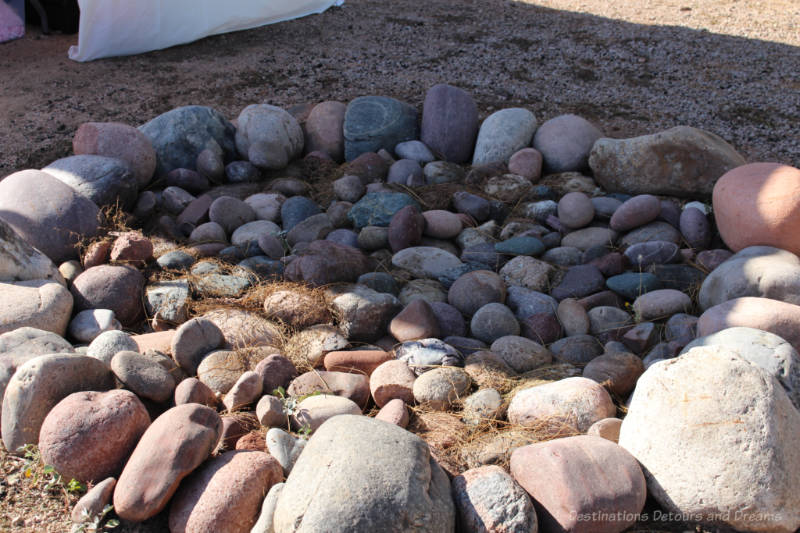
1,83,799,533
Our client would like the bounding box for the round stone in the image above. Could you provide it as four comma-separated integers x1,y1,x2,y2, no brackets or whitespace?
470,303,520,344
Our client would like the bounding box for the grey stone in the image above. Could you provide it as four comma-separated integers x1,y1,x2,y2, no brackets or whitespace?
1,280,74,337
43,155,138,209
144,279,190,328
111,350,176,403
344,96,419,161
589,126,746,197
87,330,138,364
139,105,236,177
619,347,800,532
533,114,603,173
266,427,307,476
452,465,536,533
412,366,471,410
235,104,303,169
273,415,454,533
472,108,537,165
68,309,120,343
0,218,65,285
171,318,225,375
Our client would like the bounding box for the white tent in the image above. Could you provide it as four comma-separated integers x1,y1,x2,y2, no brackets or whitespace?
68,0,343,62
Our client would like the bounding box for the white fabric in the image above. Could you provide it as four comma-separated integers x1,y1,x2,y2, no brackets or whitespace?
69,0,343,62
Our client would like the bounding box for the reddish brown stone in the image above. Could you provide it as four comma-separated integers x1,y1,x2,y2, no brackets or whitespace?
169,451,283,533
39,390,150,483
109,232,153,266
323,350,393,376
83,239,112,269
510,435,646,533
387,204,425,253
583,351,645,396
369,359,417,408
113,404,222,522
389,299,441,342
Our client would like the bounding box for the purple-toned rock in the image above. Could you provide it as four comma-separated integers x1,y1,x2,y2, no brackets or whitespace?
70,265,144,326
333,174,366,203
166,168,209,194
109,232,153,266
285,240,373,287
680,206,711,250
453,465,537,533
532,114,603,173
2,354,115,455
633,289,692,321
39,390,149,483
255,354,298,396
550,334,603,365
114,404,222,522
73,121,156,187
387,158,423,185
696,249,733,272
508,377,615,432
0,170,103,263
508,147,543,182
550,264,605,301
453,191,491,223
218,414,254,451
420,83,479,164
430,302,467,337
491,335,551,373
623,241,680,269
174,377,218,407
346,152,391,183
620,221,682,247
583,351,644,396
557,191,595,229
510,435,646,533
561,227,618,251
470,303,520,344
304,101,346,162
609,194,661,232
388,204,425,253
189,221,227,244
169,450,283,533
520,312,564,345
448,270,506,317
621,321,658,353
71,477,117,524
422,210,462,239
208,196,256,235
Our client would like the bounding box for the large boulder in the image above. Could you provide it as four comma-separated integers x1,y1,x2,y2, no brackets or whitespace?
420,84,479,164
0,170,102,263
698,246,800,310
168,450,283,533
697,297,800,353
681,326,800,410
73,121,157,188
42,155,138,209
2,354,115,453
114,404,222,522
138,105,236,177
510,435,646,533
588,126,746,197
0,218,65,285
713,163,800,254
344,96,419,161
0,280,73,336
619,347,800,532
272,415,454,532
235,104,304,169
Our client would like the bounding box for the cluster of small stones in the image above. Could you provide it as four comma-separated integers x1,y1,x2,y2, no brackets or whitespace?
1,83,799,533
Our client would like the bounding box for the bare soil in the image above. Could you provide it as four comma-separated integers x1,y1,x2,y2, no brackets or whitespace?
0,1,796,531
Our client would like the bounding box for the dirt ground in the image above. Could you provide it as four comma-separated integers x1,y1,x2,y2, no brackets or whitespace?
0,1,797,532
0,0,798,179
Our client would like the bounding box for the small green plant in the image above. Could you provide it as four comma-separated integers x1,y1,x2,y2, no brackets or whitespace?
16,444,86,494
272,386,322,438
72,504,119,533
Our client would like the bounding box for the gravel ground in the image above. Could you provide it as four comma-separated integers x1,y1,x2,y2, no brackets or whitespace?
0,0,798,180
